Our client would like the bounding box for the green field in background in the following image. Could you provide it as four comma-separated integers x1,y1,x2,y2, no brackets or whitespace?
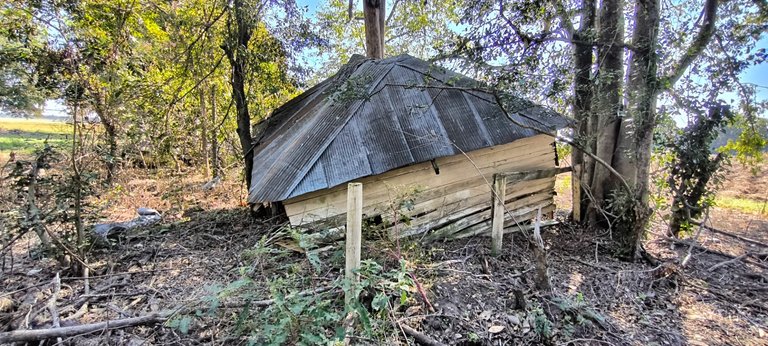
0,118,72,159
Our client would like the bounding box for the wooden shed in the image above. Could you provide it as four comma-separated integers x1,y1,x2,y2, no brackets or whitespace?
248,54,570,239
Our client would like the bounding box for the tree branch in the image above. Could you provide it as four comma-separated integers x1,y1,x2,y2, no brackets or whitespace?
661,0,718,89
0,314,165,344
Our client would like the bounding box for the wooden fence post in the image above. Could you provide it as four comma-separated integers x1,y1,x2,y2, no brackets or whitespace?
571,164,581,222
491,174,507,256
345,182,363,305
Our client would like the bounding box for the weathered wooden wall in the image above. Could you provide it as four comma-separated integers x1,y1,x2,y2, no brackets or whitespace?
283,134,557,238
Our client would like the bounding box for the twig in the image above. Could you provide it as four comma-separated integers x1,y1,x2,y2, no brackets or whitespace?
707,254,748,272
408,273,435,313
221,285,337,308
683,279,768,311
0,313,165,344
46,273,63,344
0,229,29,256
692,222,768,248
682,208,709,267
0,282,51,299
62,302,89,322
398,323,446,346
558,339,617,346
664,237,768,270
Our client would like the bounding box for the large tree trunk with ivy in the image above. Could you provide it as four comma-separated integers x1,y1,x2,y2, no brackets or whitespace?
668,105,731,236
222,0,255,190
609,0,662,256
571,0,596,222
570,0,719,258
582,0,624,226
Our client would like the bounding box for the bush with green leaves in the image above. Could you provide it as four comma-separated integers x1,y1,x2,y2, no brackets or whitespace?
664,104,733,236
168,245,417,345
5,144,99,258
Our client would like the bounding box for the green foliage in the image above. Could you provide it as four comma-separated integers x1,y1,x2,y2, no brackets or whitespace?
5,143,99,253
0,1,65,116
1,0,310,176
171,243,417,344
720,116,768,168
664,104,734,236
313,0,462,81
530,307,552,339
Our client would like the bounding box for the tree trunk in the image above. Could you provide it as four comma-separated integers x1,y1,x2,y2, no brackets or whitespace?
567,0,719,257
93,91,118,185
26,149,51,251
200,84,210,178
223,0,254,189
586,0,625,225
101,116,118,184
70,100,84,258
363,0,385,59
570,0,596,223
210,84,220,177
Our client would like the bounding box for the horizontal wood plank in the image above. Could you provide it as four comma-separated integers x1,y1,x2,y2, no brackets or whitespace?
499,166,571,182
286,146,555,224
451,205,557,239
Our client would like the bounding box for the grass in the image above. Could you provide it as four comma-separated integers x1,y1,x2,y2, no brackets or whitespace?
0,117,72,135
715,196,768,216
555,174,572,193
0,118,72,160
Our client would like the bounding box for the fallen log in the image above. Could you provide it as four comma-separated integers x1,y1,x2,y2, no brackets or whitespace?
0,313,165,344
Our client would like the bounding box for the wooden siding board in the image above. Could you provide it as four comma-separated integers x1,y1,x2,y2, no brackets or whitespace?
284,135,554,212
385,178,556,238
284,134,552,204
284,135,556,226
285,145,554,221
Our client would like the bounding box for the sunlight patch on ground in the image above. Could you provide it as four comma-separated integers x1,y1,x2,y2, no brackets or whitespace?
678,293,761,346
714,196,768,216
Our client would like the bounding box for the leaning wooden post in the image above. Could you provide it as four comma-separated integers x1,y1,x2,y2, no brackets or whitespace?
345,182,363,305
571,164,582,222
491,174,507,256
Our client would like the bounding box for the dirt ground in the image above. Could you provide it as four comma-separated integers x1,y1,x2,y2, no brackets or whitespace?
1,166,767,345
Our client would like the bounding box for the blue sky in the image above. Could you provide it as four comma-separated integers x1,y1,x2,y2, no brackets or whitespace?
296,0,322,16
738,37,768,99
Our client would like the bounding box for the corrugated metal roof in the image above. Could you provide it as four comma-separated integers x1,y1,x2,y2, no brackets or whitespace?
248,54,570,203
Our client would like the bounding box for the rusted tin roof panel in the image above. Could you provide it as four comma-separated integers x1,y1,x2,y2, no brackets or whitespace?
248,54,570,202
319,115,374,189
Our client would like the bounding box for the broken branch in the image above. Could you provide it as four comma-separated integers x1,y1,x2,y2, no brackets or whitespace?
399,323,446,346
0,313,165,344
